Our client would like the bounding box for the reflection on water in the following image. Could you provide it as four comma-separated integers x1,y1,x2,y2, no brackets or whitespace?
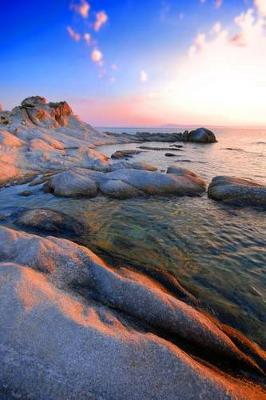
0,127,265,348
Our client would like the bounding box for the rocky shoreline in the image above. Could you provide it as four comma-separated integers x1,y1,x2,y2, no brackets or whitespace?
0,97,266,399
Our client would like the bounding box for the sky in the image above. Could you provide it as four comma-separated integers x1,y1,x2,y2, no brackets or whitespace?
1,0,266,126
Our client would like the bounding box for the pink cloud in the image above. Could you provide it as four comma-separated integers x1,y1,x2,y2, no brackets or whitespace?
91,49,103,64
71,0,90,18
215,0,223,9
67,26,81,42
94,11,108,31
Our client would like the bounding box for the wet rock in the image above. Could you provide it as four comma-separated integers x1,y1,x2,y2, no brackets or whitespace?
0,226,265,400
16,208,85,235
111,149,142,159
208,176,266,206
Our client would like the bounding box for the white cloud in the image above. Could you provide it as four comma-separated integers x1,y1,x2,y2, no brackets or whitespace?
159,8,266,125
71,0,90,18
84,33,92,45
94,11,108,31
67,26,81,42
91,49,103,64
140,70,148,83
254,0,266,16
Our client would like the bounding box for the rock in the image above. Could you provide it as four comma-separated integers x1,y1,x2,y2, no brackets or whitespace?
106,129,217,144
21,96,47,107
186,128,217,143
109,161,157,172
138,146,183,151
44,167,206,199
167,165,198,177
165,153,176,157
99,169,206,198
111,149,142,159
16,208,85,235
0,226,265,400
18,190,33,197
208,176,266,206
99,179,143,198
44,169,100,197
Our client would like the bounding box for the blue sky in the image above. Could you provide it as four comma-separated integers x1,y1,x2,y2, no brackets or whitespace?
1,0,265,126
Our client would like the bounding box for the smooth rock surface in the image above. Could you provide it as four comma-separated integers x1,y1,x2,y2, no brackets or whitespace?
45,168,206,198
0,226,265,400
208,176,266,206
16,208,85,235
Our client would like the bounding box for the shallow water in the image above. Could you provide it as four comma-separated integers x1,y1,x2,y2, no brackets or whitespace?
0,127,265,348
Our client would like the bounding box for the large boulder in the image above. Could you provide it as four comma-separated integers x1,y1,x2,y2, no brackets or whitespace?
185,128,217,143
0,226,265,400
44,169,101,197
44,167,205,199
99,169,206,198
208,176,266,206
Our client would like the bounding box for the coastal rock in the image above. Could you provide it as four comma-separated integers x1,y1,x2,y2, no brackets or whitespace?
44,169,100,197
108,128,217,144
0,226,265,400
185,128,217,143
99,169,206,198
111,149,142,159
138,145,183,151
208,176,266,206
165,153,176,157
0,96,121,186
45,167,206,198
16,208,85,235
167,165,198,177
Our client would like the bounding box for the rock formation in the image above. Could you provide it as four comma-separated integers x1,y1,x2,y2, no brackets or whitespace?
43,167,206,199
0,226,265,400
208,176,266,206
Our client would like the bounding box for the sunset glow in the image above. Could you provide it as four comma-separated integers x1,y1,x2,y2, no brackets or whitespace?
1,0,266,126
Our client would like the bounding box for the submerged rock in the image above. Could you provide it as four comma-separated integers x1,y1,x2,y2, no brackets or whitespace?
16,208,85,235
208,176,266,206
0,226,265,400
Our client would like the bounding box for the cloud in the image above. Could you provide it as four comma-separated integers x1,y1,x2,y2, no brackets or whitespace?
91,49,104,64
67,26,81,42
161,7,266,125
84,33,92,45
71,0,90,18
140,70,148,83
254,0,266,16
215,0,223,9
94,11,108,31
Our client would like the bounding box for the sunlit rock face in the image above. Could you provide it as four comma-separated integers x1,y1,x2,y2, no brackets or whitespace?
0,225,265,400
208,176,266,206
43,167,206,198
0,96,125,187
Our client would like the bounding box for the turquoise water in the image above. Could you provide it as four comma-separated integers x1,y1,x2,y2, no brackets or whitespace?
0,127,265,348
